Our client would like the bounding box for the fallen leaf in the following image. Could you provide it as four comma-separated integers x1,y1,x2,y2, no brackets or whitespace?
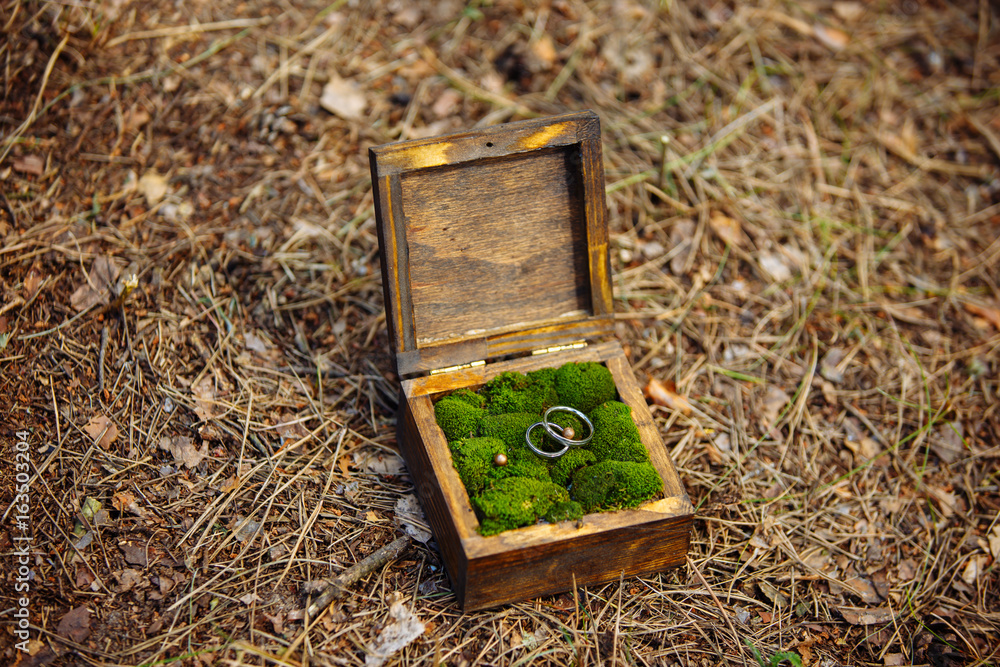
239,592,262,606
431,88,463,119
115,568,143,593
56,605,92,643
708,211,744,247
233,516,261,542
897,558,917,581
158,435,209,469
320,75,367,120
644,377,693,415
844,571,883,604
962,300,1000,330
833,2,865,22
138,170,169,205
884,653,905,666
820,348,846,383
986,526,1000,561
84,414,119,449
395,495,432,544
961,555,988,586
758,251,792,282
112,491,136,512
531,34,558,68
244,331,271,353
119,542,148,566
13,154,44,176
758,581,788,607
837,606,894,625
929,421,964,464
70,256,120,312
191,375,217,421
353,450,405,475
365,595,426,667
813,23,849,50
23,267,44,299
762,386,790,426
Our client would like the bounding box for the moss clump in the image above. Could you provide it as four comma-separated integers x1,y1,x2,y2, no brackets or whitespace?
544,500,584,524
572,461,663,513
479,412,542,450
481,371,558,415
473,477,569,536
549,448,596,486
434,395,486,442
449,388,486,409
448,437,506,495
554,361,616,414
588,401,649,463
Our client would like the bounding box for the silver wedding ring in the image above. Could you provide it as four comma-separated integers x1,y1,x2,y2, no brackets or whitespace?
525,406,594,459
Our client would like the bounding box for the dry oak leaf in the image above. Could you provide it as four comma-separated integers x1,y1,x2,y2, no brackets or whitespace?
84,414,119,449
70,256,120,312
644,377,692,415
56,605,92,643
158,435,209,469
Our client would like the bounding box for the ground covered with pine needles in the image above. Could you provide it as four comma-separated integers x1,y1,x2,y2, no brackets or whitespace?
2,0,999,665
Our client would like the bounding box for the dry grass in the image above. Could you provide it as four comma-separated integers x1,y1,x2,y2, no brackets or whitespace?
1,0,999,665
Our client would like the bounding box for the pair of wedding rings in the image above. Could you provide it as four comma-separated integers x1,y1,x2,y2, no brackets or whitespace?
525,406,594,459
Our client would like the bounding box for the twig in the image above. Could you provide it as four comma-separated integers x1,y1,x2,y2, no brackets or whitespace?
105,17,271,47
305,534,413,617
0,33,69,164
98,325,108,397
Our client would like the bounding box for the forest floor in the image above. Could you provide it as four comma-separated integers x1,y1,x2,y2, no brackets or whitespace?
2,0,999,665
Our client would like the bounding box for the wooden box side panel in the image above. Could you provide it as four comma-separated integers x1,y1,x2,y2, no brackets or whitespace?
396,392,476,601
462,514,692,611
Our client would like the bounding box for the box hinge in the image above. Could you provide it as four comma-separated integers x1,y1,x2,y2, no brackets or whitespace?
531,341,587,356
430,360,486,375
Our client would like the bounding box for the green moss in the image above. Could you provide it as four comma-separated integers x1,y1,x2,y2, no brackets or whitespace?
549,448,597,486
571,461,663,513
472,477,569,536
554,361,616,414
449,388,486,409
544,500,584,524
588,401,649,463
481,371,558,415
434,395,486,442
479,412,540,450
448,437,506,496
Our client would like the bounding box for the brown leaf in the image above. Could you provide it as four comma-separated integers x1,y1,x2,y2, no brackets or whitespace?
70,257,120,312
813,23,849,50
929,421,964,464
962,300,1000,330
192,375,218,421
112,491,136,512
833,2,865,21
137,170,169,206
644,377,693,415
158,435,209,469
24,267,44,299
56,605,91,643
320,75,367,120
13,154,44,176
119,542,148,566
837,606,894,625
708,211,744,247
762,386,790,426
83,414,118,450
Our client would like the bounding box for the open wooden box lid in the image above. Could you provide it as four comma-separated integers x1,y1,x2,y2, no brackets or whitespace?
370,111,613,377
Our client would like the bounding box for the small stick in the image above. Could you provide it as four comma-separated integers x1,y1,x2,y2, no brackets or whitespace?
305,535,412,617
98,325,109,397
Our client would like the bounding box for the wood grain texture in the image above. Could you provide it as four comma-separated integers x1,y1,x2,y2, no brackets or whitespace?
402,147,590,344
370,111,613,377
397,341,694,610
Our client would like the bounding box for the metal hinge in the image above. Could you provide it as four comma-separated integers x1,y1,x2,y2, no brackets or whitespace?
531,341,587,356
430,360,486,375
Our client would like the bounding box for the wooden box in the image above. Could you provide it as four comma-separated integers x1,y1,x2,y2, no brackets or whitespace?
370,111,693,611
